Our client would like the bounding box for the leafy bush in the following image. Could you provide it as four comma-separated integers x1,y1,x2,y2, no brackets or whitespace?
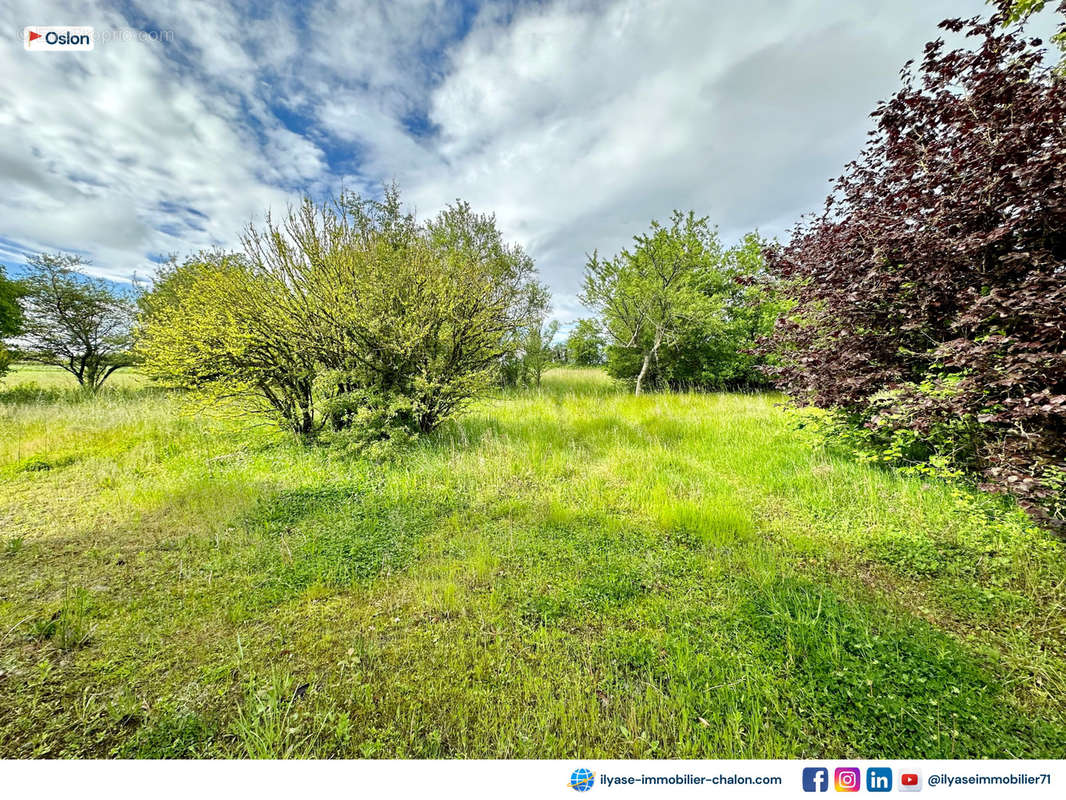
766,7,1066,524
138,187,545,436
137,250,319,432
316,376,420,459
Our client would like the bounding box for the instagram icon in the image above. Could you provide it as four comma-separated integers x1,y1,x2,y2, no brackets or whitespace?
834,767,860,792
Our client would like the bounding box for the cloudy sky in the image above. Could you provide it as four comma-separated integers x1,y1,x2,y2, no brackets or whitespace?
0,0,1044,321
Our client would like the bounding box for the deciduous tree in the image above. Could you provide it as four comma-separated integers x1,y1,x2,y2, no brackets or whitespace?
20,253,135,392
582,211,716,395
565,318,606,367
584,220,778,392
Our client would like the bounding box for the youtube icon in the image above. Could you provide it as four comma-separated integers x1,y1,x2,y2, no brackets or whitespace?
900,770,922,792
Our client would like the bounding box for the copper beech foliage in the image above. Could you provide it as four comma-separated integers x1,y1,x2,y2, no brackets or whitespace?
765,3,1066,523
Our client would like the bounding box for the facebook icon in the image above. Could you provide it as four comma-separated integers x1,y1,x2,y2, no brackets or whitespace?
867,767,893,792
802,767,829,792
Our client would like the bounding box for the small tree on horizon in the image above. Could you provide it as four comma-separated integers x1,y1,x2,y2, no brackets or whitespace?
19,253,135,392
522,319,559,387
582,211,716,395
565,318,606,367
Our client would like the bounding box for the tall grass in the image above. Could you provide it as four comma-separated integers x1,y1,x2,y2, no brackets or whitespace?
0,366,1063,757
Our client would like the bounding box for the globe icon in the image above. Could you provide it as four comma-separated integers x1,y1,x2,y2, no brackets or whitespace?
570,768,595,792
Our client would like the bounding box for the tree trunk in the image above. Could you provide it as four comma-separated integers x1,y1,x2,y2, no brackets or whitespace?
634,329,663,396
635,351,652,396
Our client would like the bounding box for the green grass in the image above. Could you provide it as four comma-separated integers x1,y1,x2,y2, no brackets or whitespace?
2,362,149,392
0,366,1064,757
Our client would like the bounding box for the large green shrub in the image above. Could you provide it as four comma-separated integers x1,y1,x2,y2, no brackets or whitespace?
138,188,545,436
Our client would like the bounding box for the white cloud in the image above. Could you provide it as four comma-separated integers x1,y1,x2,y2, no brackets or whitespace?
0,0,322,279
398,0,978,317
3,0,1056,319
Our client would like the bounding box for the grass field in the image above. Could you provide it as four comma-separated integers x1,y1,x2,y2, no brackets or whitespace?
1,363,150,392
1,365,1064,758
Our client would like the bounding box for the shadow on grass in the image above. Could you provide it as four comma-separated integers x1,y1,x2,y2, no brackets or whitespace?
740,575,1066,757
244,483,441,604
